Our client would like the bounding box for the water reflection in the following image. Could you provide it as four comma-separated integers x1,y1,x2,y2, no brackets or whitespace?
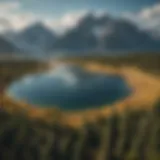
6,65,131,110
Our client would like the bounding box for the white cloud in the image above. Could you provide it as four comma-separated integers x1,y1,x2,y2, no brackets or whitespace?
44,10,89,34
123,3,160,33
0,1,38,32
0,1,40,32
7,13,38,30
0,14,37,32
0,1,87,32
0,5,88,33
0,2,107,34
0,1,20,13
45,10,108,34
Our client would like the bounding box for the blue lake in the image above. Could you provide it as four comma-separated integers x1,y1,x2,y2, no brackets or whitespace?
6,65,132,110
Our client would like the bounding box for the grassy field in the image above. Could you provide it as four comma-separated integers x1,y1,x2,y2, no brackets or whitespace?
1,54,160,126
0,54,160,160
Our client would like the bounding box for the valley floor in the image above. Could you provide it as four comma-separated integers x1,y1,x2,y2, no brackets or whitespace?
0,54,160,127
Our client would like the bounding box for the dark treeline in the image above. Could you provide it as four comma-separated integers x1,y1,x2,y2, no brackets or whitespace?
0,101,159,160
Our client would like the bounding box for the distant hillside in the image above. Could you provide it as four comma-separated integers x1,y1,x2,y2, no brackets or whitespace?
0,36,20,55
13,22,57,54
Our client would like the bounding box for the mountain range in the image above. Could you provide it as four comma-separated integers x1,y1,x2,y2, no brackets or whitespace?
1,13,160,57
13,22,57,54
0,36,20,56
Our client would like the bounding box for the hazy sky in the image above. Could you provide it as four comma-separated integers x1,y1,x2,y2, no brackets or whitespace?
0,0,160,32
3,0,158,15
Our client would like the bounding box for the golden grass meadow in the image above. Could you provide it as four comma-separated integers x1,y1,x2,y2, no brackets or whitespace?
0,54,160,160
1,54,160,128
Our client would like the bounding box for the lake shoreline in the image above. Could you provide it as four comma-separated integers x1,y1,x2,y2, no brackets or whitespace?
1,56,160,128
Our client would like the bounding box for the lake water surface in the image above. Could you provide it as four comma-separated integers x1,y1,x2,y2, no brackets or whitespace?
6,65,131,110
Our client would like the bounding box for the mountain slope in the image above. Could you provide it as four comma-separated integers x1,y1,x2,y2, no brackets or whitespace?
52,14,98,52
103,19,160,51
51,13,160,53
0,36,19,55
14,22,57,54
